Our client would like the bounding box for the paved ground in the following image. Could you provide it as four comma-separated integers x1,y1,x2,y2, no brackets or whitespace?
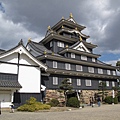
0,104,120,120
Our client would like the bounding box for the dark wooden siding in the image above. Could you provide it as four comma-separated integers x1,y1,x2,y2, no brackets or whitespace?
13,92,42,108
42,74,118,90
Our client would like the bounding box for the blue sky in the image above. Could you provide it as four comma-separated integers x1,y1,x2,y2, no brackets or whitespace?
0,0,120,66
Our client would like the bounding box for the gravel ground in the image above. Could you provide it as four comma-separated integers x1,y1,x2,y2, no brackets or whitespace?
0,104,120,120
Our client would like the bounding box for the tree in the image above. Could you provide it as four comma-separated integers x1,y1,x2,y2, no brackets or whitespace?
59,78,73,106
98,81,108,101
116,61,120,71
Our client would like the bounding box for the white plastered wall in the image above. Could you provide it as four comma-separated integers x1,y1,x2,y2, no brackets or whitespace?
18,54,41,93
0,53,18,74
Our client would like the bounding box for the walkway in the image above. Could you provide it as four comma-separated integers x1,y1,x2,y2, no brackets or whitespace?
0,104,120,120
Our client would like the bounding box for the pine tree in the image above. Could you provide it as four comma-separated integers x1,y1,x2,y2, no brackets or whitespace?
59,78,73,106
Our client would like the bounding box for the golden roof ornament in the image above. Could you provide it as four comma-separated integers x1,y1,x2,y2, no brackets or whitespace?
52,52,54,55
70,13,73,18
62,16,64,19
66,45,68,48
44,50,47,55
80,36,82,41
62,25,64,29
75,27,78,30
28,38,31,42
47,26,51,30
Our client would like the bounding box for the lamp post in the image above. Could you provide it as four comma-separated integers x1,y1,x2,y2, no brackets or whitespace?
112,90,115,105
0,101,1,115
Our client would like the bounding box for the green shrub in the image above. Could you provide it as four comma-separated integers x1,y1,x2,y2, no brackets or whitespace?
104,96,118,104
17,97,51,112
48,99,59,107
67,97,79,108
114,97,118,104
104,96,112,104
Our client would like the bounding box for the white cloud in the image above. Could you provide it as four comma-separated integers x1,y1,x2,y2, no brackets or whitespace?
0,12,43,50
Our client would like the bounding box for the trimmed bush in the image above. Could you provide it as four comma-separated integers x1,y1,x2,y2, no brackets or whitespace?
67,97,79,108
17,97,51,112
104,96,118,104
48,98,59,107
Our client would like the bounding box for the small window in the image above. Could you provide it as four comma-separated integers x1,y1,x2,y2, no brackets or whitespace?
92,58,95,62
98,68,103,74
107,70,111,75
65,63,71,70
88,67,94,73
81,55,87,61
112,81,115,87
67,78,72,83
53,61,57,68
50,41,52,47
85,79,92,86
57,41,64,48
106,81,109,87
76,65,83,71
77,79,81,86
113,71,116,75
53,77,58,85
71,53,75,58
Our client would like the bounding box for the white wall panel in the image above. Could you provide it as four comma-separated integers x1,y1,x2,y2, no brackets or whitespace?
18,65,40,93
0,63,17,74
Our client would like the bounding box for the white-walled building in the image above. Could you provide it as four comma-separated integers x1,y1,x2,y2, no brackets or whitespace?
0,41,47,108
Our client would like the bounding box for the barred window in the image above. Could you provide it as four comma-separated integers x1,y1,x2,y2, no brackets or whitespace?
88,67,94,73
112,81,115,87
98,68,103,74
67,78,72,83
53,77,58,85
92,58,95,62
71,53,75,58
113,71,116,75
77,79,81,86
50,41,52,47
76,65,83,71
106,81,109,87
65,63,71,70
53,61,57,68
81,55,87,61
107,70,111,75
85,79,92,86
57,41,64,48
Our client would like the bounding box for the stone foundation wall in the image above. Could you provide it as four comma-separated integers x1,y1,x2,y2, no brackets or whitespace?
45,90,65,103
45,89,115,104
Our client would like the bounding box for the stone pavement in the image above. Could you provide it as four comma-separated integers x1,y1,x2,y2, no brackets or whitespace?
0,104,120,120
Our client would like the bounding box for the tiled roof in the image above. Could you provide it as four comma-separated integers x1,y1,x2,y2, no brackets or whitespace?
0,49,5,54
0,80,22,88
29,41,52,54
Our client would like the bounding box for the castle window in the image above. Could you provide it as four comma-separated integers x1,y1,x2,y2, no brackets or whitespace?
92,58,95,62
77,79,81,86
53,77,58,85
88,67,94,73
107,70,111,75
53,61,57,68
67,78,72,83
65,63,71,70
76,65,82,71
81,55,87,61
98,68,103,74
85,79,91,86
57,41,64,48
106,81,109,87
71,53,75,58
50,41,52,47
113,71,116,75
112,81,115,87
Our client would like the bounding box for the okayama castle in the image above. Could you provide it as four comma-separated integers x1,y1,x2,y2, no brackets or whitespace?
27,14,119,101
0,14,119,107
